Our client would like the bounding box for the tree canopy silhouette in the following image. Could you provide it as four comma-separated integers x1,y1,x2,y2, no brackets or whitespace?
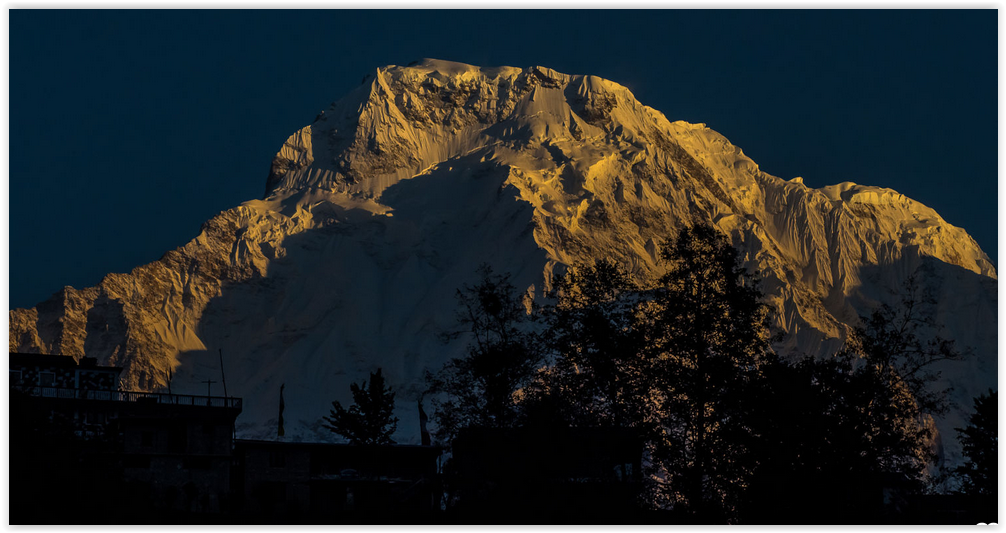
426,264,541,444
533,258,642,428
852,274,961,416
955,389,996,497
324,368,398,445
427,226,969,522
742,274,959,523
637,224,773,517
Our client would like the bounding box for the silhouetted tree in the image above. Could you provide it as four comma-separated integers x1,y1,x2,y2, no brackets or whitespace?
529,227,774,518
426,265,541,444
533,259,642,427
425,229,969,522
743,349,934,523
741,275,960,523
324,368,398,445
956,389,996,497
638,224,773,518
853,273,961,416
825,274,961,483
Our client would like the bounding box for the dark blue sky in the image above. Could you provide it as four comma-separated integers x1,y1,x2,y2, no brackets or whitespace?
9,10,997,309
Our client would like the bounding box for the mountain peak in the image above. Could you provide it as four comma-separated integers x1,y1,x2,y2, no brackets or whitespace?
262,61,994,282
11,61,995,468
265,62,654,199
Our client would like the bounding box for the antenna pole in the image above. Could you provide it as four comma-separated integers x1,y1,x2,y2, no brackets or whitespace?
218,348,229,399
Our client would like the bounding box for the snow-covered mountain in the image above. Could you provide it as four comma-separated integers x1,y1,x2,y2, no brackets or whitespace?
9,59,996,466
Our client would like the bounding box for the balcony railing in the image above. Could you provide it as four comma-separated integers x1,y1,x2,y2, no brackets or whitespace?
13,386,242,409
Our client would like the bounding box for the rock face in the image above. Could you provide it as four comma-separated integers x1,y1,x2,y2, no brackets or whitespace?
10,59,996,466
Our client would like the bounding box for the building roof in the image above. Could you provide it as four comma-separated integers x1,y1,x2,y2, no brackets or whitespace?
9,353,123,373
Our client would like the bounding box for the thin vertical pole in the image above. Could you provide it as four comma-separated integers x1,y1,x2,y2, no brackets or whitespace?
218,345,228,396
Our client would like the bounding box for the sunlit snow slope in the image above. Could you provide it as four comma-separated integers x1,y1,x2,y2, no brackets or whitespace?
10,60,996,467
